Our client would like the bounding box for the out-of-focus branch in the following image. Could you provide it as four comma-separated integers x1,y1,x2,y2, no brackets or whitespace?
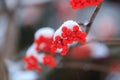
2,0,9,13
1,0,19,58
4,15,18,58
2,0,21,14
88,38,120,45
0,57,8,80
60,62,109,73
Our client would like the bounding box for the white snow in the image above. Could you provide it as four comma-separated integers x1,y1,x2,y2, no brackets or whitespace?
36,53,45,63
59,20,80,30
26,44,45,63
53,28,62,40
5,60,38,80
26,44,38,57
34,27,54,39
39,43,46,50
10,71,38,80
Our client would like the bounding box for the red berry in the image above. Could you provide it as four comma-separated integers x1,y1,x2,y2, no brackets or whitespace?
71,32,76,38
55,36,61,41
49,61,57,68
35,65,42,72
62,26,68,32
35,46,40,52
43,56,50,65
23,57,29,62
43,56,57,67
62,39,68,45
29,55,38,63
61,50,68,56
67,29,72,36
62,33,67,38
58,44,62,48
73,25,79,31
26,64,33,70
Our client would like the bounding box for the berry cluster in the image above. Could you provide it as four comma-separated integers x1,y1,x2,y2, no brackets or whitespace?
24,52,57,72
70,0,103,9
23,53,57,72
51,20,86,56
34,27,54,53
23,55,42,72
34,36,53,52
23,27,57,72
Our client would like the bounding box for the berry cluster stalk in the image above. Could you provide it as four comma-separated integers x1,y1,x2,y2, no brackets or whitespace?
86,4,102,34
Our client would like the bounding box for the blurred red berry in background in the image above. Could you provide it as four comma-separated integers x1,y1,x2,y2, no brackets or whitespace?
70,0,103,9
43,55,57,68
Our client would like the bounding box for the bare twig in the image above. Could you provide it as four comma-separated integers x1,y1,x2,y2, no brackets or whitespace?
85,4,102,34
76,5,102,47
78,22,86,27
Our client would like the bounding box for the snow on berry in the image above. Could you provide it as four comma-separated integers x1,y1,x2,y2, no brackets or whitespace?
70,0,103,9
25,44,38,57
51,20,87,56
35,27,54,38
23,44,57,72
34,27,54,53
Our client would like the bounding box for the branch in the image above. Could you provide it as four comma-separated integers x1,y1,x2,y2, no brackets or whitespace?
85,4,102,34
78,22,86,27
76,4,102,46
0,58,8,80
1,0,19,58
58,62,109,73
88,38,120,45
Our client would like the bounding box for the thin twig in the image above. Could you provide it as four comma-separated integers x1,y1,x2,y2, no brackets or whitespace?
76,5,102,47
85,4,102,34
78,22,86,27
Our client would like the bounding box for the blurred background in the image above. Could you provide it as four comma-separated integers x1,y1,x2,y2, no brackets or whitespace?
0,0,120,80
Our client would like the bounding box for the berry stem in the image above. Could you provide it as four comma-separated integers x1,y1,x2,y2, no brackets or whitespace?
86,3,102,34
78,22,86,27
